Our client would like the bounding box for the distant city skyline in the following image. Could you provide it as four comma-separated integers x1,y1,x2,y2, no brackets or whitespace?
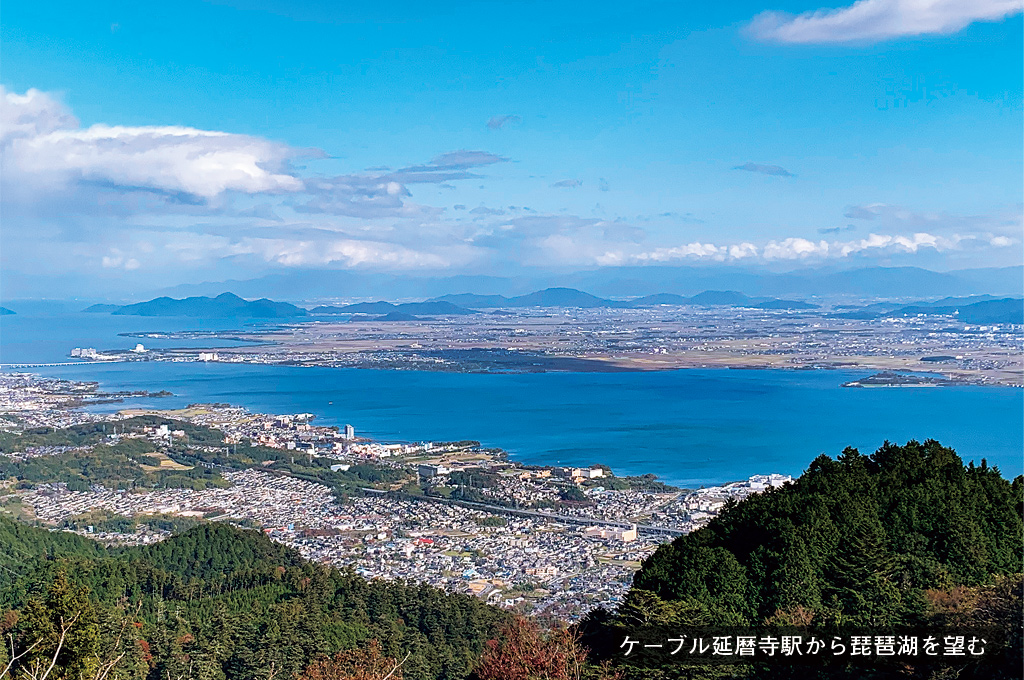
1,0,1021,298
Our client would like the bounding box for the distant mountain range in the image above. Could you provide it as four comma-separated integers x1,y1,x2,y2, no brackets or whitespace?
155,265,1024,301
77,288,1023,324
81,288,822,319
432,288,818,310
434,289,609,309
311,301,477,315
84,292,308,318
835,294,1001,314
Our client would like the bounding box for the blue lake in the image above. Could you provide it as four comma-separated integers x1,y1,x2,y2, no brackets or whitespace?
2,310,1021,487
0,307,266,364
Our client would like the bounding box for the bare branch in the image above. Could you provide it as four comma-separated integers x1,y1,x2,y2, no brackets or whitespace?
36,611,81,680
381,651,411,680
2,633,43,678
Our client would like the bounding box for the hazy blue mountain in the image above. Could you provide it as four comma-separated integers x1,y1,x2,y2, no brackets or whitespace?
753,298,820,310
111,292,308,318
314,301,477,315
0,307,15,315
913,294,1000,307
82,303,122,313
626,293,692,306
624,293,816,309
315,301,395,314
510,287,612,307
887,298,1023,324
948,266,1024,296
561,265,1024,299
687,290,753,306
386,301,478,315
152,265,1024,303
433,288,613,308
319,302,389,314
161,271,539,302
432,293,514,307
438,287,821,310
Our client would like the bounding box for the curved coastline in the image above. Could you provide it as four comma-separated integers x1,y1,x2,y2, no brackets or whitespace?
11,362,1023,488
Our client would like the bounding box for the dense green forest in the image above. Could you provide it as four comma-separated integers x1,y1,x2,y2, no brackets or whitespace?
581,439,1024,679
0,519,507,680
2,439,1020,680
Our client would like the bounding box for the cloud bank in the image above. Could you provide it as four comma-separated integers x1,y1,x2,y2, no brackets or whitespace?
609,230,989,266
0,84,1016,296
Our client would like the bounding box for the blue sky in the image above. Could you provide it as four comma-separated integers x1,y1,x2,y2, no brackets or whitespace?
1,0,1021,297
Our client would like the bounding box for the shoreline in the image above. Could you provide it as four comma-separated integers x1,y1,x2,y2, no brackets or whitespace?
8,351,1021,388
0,370,785,617
4,361,1023,487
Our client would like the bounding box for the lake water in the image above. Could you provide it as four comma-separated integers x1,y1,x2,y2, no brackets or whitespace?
2,310,1021,487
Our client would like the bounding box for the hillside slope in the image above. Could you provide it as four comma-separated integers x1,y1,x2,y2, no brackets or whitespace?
583,440,1023,679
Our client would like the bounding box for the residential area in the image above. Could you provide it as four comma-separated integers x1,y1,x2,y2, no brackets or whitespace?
2,371,791,618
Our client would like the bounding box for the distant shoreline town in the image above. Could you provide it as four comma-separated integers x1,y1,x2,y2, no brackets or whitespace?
5,287,1007,387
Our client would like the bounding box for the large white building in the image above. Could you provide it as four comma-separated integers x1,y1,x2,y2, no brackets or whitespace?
583,523,638,542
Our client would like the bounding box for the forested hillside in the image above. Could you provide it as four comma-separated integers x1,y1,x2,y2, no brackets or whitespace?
0,518,507,680
2,440,1021,680
581,440,1024,679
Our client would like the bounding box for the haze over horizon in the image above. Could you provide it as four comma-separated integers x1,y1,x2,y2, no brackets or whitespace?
2,0,1022,300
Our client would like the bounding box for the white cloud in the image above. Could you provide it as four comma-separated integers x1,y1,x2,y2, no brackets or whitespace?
630,242,728,263
0,87,78,140
834,231,955,256
749,0,1023,44
728,242,759,259
239,237,463,269
2,85,305,199
102,230,481,274
761,232,956,259
595,231,960,265
762,238,830,260
100,250,141,270
0,84,513,282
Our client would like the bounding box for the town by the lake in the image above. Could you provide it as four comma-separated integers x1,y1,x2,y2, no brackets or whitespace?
0,369,792,620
